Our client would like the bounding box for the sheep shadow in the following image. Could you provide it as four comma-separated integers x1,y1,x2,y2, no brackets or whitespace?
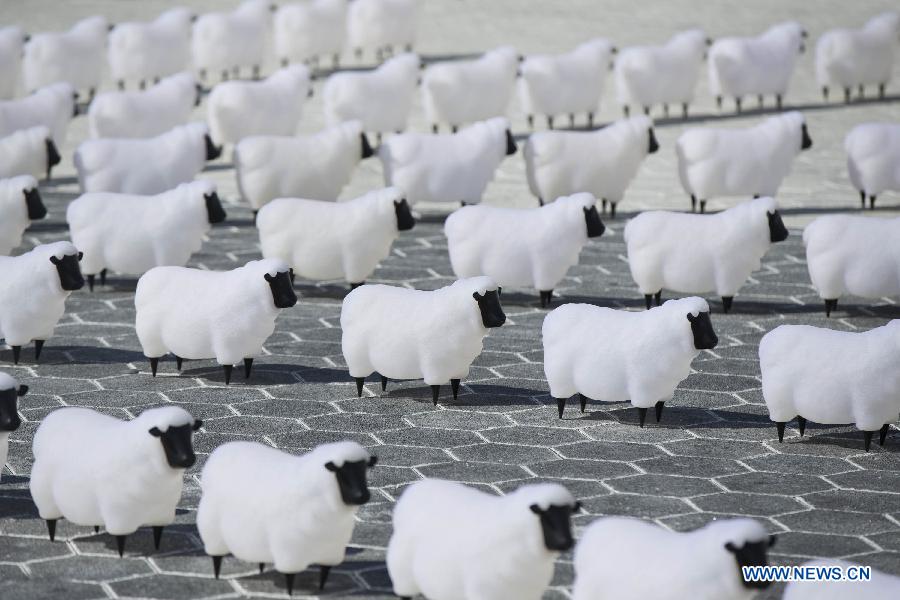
0,488,40,520
294,283,354,301
202,162,235,173
0,344,146,366
42,175,79,187
381,382,543,408
172,362,310,386
23,221,71,233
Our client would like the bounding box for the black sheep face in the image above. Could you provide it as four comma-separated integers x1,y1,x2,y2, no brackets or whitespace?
505,129,517,156
194,83,203,107
360,133,375,159
394,198,415,231
800,123,812,150
265,270,298,308
204,134,223,161
767,210,789,243
45,138,61,170
25,187,47,220
529,502,581,552
0,385,26,432
583,206,605,238
473,289,506,328
647,128,660,154
204,191,227,224
50,252,85,291
149,420,202,469
325,456,377,505
687,311,718,350
727,536,776,590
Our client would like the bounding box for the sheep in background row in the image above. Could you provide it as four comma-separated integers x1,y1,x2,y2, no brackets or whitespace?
347,0,417,60
803,215,900,316
235,121,375,213
30,406,201,555
135,259,297,383
323,53,420,136
624,197,789,313
525,116,658,216
0,26,25,100
109,7,194,90
709,21,806,112
573,517,774,600
67,181,226,292
0,175,46,256
544,297,718,421
192,0,272,82
379,117,516,205
784,560,900,599
198,441,376,593
445,193,605,307
88,72,200,139
676,111,812,213
341,276,505,403
760,321,900,451
817,12,900,102
388,480,579,600
207,65,312,146
0,81,75,145
615,29,709,119
23,16,108,97
0,126,61,181
275,0,346,68
74,122,222,195
422,46,519,132
257,187,414,288
845,122,900,209
519,38,615,130
0,241,84,365
0,372,27,482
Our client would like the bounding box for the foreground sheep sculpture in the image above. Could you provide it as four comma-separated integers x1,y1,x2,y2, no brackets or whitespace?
346,0,417,61
387,479,579,600
0,175,47,256
845,122,900,209
0,26,25,100
0,81,76,146
108,7,194,90
0,372,26,482
198,440,376,594
543,297,718,421
341,276,505,403
22,16,108,97
192,0,271,82
30,406,201,555
274,0,347,68
0,126,61,181
784,560,900,599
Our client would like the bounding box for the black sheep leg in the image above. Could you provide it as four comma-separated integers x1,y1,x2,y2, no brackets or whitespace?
222,364,233,385
11,345,20,365
860,190,866,208
35,340,44,361
244,358,253,379
824,299,838,317
259,563,265,574
776,94,782,110
212,555,224,578
149,356,159,377
540,290,553,308
797,416,807,436
556,396,566,419
644,294,653,310
451,378,460,400
88,274,96,292
655,400,665,422
776,421,786,442
547,116,554,129
722,297,733,313
879,424,890,446
602,198,608,213
869,195,876,209
609,202,617,219
175,356,183,371
822,86,828,101
682,103,688,119
569,113,575,127
46,518,58,541
116,534,126,557
152,526,163,550
623,105,630,117
637,406,648,428
381,375,388,392
879,83,885,99
699,199,707,213
844,87,851,103
735,97,742,113
285,572,295,596
588,112,594,128
690,194,697,212
757,94,764,108
654,291,662,306
579,393,587,413
431,384,440,406
863,430,875,452
355,377,364,397
319,565,331,590
100,269,107,286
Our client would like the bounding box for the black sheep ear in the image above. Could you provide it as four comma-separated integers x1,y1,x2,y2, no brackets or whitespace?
148,427,162,437
572,501,582,513
49,255,61,265
529,503,543,515
497,287,502,296
686,312,698,322
324,461,338,472
17,385,29,397
724,541,738,553
77,252,84,261
768,535,777,547
368,456,378,467
472,291,484,301
192,419,203,431
264,273,275,282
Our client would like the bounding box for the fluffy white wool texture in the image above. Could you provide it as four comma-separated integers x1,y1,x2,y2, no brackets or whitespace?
341,276,498,383
845,122,900,196
22,16,108,93
816,13,900,91
74,122,209,194
676,111,806,200
518,38,615,119
235,121,365,209
422,46,518,127
0,175,39,256
192,0,271,76
803,215,900,299
88,72,198,139
708,21,804,98
573,517,770,600
207,65,312,145
0,27,24,100
760,321,900,430
197,440,370,571
67,181,216,277
783,560,900,599
525,116,654,205
0,82,75,145
0,126,51,180
615,29,708,108
379,117,510,205
323,53,419,133
624,197,779,297
0,371,21,482
274,0,346,64
543,297,709,407
135,258,291,364
257,187,404,283
0,241,80,346
347,0,417,56
108,7,194,86
445,193,597,292
387,479,574,600
29,406,195,535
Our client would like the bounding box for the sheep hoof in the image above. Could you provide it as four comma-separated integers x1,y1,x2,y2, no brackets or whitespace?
46,518,57,541
721,297,733,313
654,291,662,306
824,299,838,317
556,397,566,419
222,364,233,385
431,385,440,406
35,340,44,362
149,357,159,377
644,294,653,310
175,356,183,371
863,430,874,452
637,407,648,428
797,416,807,437
259,563,265,574
11,345,21,365
355,377,364,397
655,401,664,423
776,421,786,443
152,526,163,550
88,274,96,292
451,379,460,400
540,290,553,308
879,424,890,446
381,375,388,392
319,565,331,590
212,555,224,578
579,393,587,413
116,534,126,557
243,358,253,379
601,198,608,213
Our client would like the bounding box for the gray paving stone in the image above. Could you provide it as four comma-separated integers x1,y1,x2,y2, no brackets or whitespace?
692,492,808,516
717,472,835,496
771,532,875,558
608,474,720,497
777,510,899,536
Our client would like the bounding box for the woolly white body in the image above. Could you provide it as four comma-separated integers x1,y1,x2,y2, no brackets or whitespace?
543,297,708,407
445,193,597,292
346,0,417,56
615,30,708,108
0,126,51,180
74,122,210,194
341,276,498,383
108,7,194,86
67,181,216,277
22,16,108,93
525,116,654,204
135,259,290,364
760,321,900,430
257,187,404,283
0,175,39,256
783,560,900,599
676,111,806,200
29,406,194,534
845,122,900,196
387,479,574,600
803,215,900,300
192,0,271,77
274,0,346,65
207,65,312,145
0,26,25,99
0,82,74,145
624,197,779,297
88,72,198,139
816,13,900,91
0,241,79,346
197,441,370,571
379,117,510,205
708,21,804,99
519,39,614,119
235,121,365,209
573,517,770,600
323,53,419,133
422,47,518,128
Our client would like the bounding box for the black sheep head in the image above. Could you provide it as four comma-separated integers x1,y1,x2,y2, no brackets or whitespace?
505,129,517,156
149,419,202,469
50,252,85,291
647,128,660,154
325,456,377,505
394,198,415,231
265,270,298,308
0,385,26,432
204,134,223,161
726,535,776,590
204,191,227,224
473,288,506,328
687,310,718,350
25,187,47,220
800,123,812,150
584,205,605,238
530,501,581,552
360,133,375,159
767,210,788,243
